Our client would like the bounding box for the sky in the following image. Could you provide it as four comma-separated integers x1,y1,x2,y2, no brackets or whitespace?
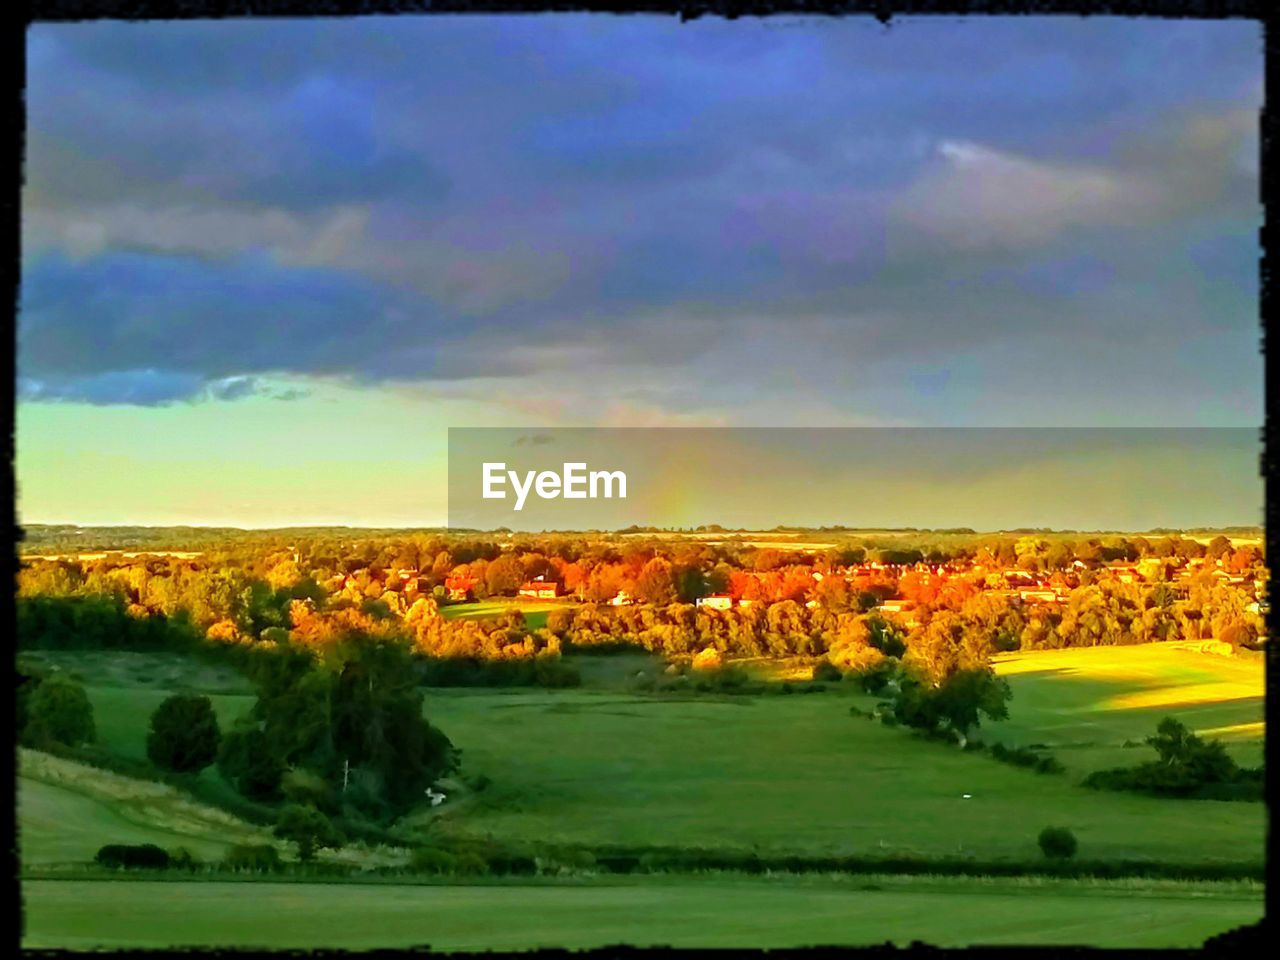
17,15,1264,528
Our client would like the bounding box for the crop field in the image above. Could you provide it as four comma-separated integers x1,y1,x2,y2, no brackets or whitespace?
20,876,1262,950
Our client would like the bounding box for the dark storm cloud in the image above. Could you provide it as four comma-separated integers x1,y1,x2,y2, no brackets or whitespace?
20,16,1262,414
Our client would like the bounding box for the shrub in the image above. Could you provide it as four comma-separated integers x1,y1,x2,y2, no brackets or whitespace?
273,803,345,862
217,726,284,801
410,846,459,875
96,843,170,870
1038,827,1078,860
223,843,282,873
852,657,899,694
452,851,489,876
146,694,221,774
691,647,724,671
811,660,844,682
169,847,204,873
280,768,336,812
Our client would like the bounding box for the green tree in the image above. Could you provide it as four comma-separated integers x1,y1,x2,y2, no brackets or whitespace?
933,668,1012,739
274,803,344,863
23,675,95,748
217,725,285,800
146,694,221,774
1037,827,1078,860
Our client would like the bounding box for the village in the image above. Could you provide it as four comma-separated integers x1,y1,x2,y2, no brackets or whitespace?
326,549,1266,633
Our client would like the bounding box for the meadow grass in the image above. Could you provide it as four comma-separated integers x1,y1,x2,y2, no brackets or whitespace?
20,876,1262,950
412,686,1263,862
986,643,1264,775
65,641,1266,864
17,749,271,865
440,598,575,632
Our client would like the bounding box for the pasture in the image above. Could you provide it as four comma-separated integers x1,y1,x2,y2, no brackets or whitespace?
47,641,1267,864
412,689,1263,863
440,598,575,632
18,749,270,865
20,875,1262,950
987,643,1265,775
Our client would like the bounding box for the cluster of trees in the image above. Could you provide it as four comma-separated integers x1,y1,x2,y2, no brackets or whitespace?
217,633,458,825
16,528,1265,697
1084,718,1264,801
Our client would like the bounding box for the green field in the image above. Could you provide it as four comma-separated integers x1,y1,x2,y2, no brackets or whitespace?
17,641,1267,949
987,643,1265,776
18,750,271,865
20,876,1262,950
32,643,1267,863
413,687,1263,862
440,598,575,631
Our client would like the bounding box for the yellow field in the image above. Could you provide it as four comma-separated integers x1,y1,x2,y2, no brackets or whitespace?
987,642,1264,773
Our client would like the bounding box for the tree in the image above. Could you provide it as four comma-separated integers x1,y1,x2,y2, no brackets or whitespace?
1146,716,1236,784
932,668,1012,739
147,694,221,774
217,725,285,800
274,803,344,863
634,558,677,606
23,675,95,748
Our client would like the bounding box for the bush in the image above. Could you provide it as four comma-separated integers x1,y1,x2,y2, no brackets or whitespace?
410,846,459,875
452,851,489,876
851,658,899,695
273,803,344,862
811,660,844,682
146,694,221,774
989,742,1065,775
1038,827,1078,861
1083,717,1259,800
169,847,204,873
96,843,170,870
223,843,282,873
217,726,284,801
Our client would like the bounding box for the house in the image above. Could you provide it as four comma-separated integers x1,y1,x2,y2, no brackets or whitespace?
609,590,635,606
444,575,477,602
878,600,912,614
518,576,562,600
1017,589,1058,604
696,594,733,610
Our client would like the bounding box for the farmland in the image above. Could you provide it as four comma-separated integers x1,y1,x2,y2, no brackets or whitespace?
439,597,575,632
20,643,1267,866
21,875,1262,950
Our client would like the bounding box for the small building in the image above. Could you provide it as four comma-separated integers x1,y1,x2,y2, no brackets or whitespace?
518,576,562,600
696,594,734,610
609,590,635,606
444,575,477,602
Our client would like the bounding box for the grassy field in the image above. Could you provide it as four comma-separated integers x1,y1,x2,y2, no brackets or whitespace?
18,749,271,865
412,685,1264,862
987,643,1265,775
20,876,1262,950
16,640,1267,950
43,642,1266,864
440,598,576,632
